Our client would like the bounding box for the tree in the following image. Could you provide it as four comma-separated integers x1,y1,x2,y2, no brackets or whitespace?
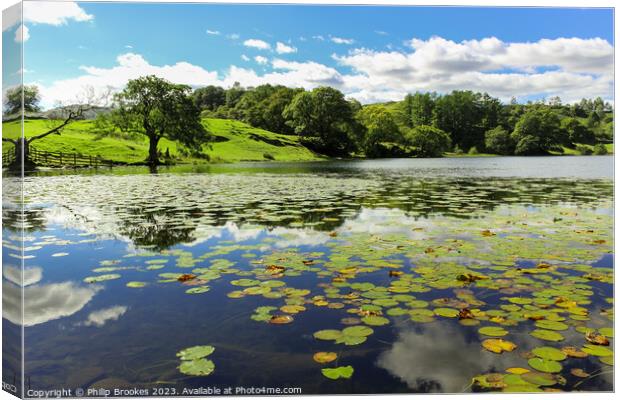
283,86,357,156
561,117,594,144
356,105,402,157
484,126,514,155
405,125,451,157
4,85,41,115
510,108,565,155
409,92,436,127
192,85,226,111
433,90,483,150
112,75,210,165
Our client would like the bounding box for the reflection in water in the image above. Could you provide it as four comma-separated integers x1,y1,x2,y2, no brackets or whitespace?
378,323,513,392
81,306,128,327
2,159,613,393
2,265,101,326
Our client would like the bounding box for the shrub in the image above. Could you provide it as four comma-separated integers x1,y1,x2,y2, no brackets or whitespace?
593,144,608,155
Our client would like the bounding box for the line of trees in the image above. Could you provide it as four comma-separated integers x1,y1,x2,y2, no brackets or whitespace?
5,78,614,165
193,83,613,157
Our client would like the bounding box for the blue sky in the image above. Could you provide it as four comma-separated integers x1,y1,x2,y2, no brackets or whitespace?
3,2,614,108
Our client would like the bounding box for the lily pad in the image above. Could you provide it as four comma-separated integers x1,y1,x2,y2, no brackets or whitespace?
176,345,215,360
531,346,566,361
535,320,568,331
321,365,354,380
478,326,508,337
527,357,562,373
126,281,147,288
482,339,517,354
521,372,557,386
530,329,564,342
186,286,210,294
342,326,373,337
314,330,342,341
313,352,337,364
179,358,215,376
581,344,613,357
84,274,121,283
361,316,389,326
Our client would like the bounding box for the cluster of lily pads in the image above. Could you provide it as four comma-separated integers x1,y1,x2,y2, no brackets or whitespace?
176,345,216,377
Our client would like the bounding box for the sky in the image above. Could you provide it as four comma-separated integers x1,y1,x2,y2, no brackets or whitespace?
2,1,614,109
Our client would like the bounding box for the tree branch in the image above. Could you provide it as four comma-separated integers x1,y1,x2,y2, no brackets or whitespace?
26,107,84,144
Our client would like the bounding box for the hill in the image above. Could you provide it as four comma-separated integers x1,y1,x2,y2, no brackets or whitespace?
2,118,322,164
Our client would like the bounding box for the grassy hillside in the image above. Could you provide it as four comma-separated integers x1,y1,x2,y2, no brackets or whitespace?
2,118,322,163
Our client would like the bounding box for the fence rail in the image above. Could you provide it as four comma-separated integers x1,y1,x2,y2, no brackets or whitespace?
2,146,116,168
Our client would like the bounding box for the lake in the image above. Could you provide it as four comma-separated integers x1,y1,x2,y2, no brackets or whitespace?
2,156,614,394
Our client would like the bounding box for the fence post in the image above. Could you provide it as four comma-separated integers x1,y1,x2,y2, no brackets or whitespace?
59,152,63,165
73,153,77,168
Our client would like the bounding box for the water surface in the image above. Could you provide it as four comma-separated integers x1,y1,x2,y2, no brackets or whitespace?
2,156,614,394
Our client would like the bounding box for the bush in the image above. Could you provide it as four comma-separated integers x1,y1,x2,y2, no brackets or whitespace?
263,152,275,160
468,146,479,155
453,144,463,154
593,144,608,155
575,144,593,155
405,125,451,157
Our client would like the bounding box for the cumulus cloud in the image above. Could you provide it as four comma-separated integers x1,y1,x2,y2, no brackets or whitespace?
331,36,355,45
3,265,42,287
206,29,220,35
254,55,268,65
335,36,613,103
82,305,128,327
3,280,101,327
243,39,270,50
23,1,93,26
32,35,613,108
276,42,297,54
14,24,29,42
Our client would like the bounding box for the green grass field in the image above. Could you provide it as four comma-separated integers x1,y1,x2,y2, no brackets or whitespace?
2,118,322,163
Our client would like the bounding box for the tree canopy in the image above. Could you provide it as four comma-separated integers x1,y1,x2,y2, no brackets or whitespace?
112,75,210,165
4,85,41,115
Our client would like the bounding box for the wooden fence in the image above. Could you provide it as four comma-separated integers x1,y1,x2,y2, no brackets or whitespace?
2,147,116,168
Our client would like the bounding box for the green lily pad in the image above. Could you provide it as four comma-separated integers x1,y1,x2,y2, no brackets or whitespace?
361,316,390,326
434,308,459,318
581,344,613,357
521,372,557,386
535,320,569,331
342,325,374,337
186,286,210,294
530,329,564,342
478,326,508,337
531,346,567,361
527,357,562,373
599,327,613,337
176,345,215,360
335,335,367,346
126,281,147,288
321,365,354,380
231,279,260,287
179,358,215,376
84,274,121,283
314,330,343,341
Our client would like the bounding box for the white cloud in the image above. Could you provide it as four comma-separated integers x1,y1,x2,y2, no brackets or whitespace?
335,36,613,103
23,1,93,26
331,36,355,45
124,44,133,49
243,39,270,50
227,33,240,40
276,42,297,54
83,305,128,327
312,35,325,41
32,34,613,108
254,55,268,65
15,24,29,42
206,29,220,35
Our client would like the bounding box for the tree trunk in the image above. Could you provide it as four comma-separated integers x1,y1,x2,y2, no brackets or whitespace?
147,135,161,165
